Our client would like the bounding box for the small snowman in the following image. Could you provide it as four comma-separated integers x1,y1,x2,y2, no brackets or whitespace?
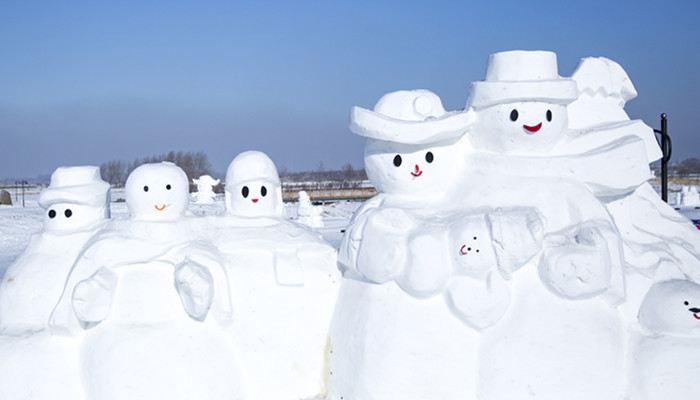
211,151,340,400
49,162,240,400
192,174,220,204
628,279,700,400
0,166,110,332
463,51,626,400
296,190,324,228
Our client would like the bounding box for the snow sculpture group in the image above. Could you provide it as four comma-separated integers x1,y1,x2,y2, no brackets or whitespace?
1,51,699,400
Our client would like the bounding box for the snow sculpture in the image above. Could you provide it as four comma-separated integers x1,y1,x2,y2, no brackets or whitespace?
628,279,700,399
296,190,324,227
225,150,284,219
209,150,340,400
0,166,109,400
0,166,110,331
462,50,626,400
192,174,220,204
329,89,544,400
50,162,241,400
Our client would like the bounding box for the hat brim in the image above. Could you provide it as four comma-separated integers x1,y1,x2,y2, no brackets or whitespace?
39,182,110,208
349,106,474,145
466,80,578,109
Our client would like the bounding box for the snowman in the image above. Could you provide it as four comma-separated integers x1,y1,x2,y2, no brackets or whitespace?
49,162,240,400
0,166,110,332
329,90,543,400
462,51,627,400
628,279,700,400
209,150,340,400
0,166,109,400
296,190,324,228
192,174,220,204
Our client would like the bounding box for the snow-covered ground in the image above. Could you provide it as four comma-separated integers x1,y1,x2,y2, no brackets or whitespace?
0,190,361,279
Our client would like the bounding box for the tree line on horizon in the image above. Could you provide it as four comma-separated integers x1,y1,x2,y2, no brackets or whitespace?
100,151,212,186
99,151,368,187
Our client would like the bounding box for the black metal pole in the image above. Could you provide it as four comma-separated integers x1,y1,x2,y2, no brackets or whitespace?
654,113,672,202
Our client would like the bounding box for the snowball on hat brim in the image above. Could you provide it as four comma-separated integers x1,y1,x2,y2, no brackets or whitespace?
39,181,110,208
466,80,578,109
349,106,474,145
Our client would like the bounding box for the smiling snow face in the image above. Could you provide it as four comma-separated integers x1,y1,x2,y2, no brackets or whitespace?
638,279,700,337
225,151,283,218
364,137,466,199
470,101,567,155
125,162,189,221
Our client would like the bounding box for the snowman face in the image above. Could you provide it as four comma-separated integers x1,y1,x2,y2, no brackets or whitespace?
638,279,700,337
125,163,189,221
227,180,281,217
364,138,465,198
471,102,567,154
43,202,106,233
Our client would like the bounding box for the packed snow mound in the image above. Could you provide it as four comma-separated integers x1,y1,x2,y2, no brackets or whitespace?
192,174,220,204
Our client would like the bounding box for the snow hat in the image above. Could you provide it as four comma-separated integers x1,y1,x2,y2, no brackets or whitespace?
350,89,474,145
39,166,110,208
225,151,281,187
466,50,578,109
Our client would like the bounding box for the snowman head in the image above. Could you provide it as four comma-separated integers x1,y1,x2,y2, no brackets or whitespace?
350,90,473,198
638,279,700,337
39,166,111,233
125,162,189,221
466,51,577,155
225,151,283,218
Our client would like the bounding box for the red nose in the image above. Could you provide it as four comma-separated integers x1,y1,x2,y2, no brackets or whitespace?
411,165,423,177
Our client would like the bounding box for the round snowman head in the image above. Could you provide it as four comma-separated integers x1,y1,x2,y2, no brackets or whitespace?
125,162,189,221
466,51,577,155
225,151,283,218
470,101,568,154
364,137,467,198
350,90,473,199
638,279,700,337
39,166,111,233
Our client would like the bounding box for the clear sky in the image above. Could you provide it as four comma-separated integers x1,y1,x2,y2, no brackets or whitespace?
2,0,699,180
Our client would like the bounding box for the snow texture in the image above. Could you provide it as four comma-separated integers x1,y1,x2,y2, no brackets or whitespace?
2,50,700,400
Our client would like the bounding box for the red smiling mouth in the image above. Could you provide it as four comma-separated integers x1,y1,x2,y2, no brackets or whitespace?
694,313,700,320
523,123,542,133
155,204,166,211
252,199,259,203
411,165,423,177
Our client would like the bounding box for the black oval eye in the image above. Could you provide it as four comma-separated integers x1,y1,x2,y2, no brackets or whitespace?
64,209,72,218
685,301,690,306
241,186,249,198
546,110,552,122
48,209,56,218
261,186,267,197
425,151,434,163
510,109,518,122
166,184,171,190
393,155,402,167
143,186,149,192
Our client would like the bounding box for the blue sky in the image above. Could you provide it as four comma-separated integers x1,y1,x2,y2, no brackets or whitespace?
2,0,699,180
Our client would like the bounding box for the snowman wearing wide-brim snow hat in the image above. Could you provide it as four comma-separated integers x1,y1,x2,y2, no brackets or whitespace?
350,89,474,201
466,50,577,155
